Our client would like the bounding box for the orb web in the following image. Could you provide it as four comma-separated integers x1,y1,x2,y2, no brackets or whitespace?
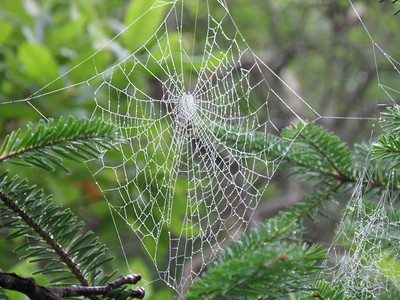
83,0,318,293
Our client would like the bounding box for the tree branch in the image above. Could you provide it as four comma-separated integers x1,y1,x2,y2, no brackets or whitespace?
0,191,90,286
0,271,145,300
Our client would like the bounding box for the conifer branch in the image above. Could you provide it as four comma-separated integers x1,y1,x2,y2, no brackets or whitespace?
379,0,400,15
0,190,89,286
0,272,145,299
303,280,349,300
186,185,339,299
297,132,348,180
0,116,119,173
213,120,400,190
0,116,144,299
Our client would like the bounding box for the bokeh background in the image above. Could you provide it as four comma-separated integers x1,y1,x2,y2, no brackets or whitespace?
0,0,399,298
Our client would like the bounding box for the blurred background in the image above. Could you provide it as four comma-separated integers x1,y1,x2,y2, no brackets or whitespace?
0,0,399,298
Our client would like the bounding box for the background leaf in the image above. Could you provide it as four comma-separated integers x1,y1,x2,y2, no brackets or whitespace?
123,0,172,52
17,43,59,85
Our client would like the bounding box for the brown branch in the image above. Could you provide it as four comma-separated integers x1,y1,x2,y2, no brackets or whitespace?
0,271,144,300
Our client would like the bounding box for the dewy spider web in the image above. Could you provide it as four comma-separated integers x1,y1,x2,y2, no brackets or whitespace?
1,0,399,296
324,177,400,298
321,1,400,298
81,0,320,293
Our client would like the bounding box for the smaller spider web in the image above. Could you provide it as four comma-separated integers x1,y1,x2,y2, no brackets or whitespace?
323,170,400,298
321,1,400,298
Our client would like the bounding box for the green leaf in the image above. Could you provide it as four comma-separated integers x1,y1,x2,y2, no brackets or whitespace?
1,0,31,24
17,43,59,84
0,21,13,45
123,0,172,52
47,17,86,50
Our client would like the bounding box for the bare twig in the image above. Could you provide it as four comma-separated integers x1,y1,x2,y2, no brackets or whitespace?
0,271,145,300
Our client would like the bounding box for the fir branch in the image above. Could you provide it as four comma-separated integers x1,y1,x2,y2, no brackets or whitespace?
380,105,400,134
212,120,400,191
282,124,398,190
0,188,89,286
188,107,400,299
186,186,339,299
187,241,325,299
0,271,145,300
379,0,400,15
226,186,340,263
370,133,400,168
209,120,351,183
300,280,349,300
371,106,400,169
0,116,143,299
0,171,140,296
284,123,352,182
368,106,400,188
0,116,119,173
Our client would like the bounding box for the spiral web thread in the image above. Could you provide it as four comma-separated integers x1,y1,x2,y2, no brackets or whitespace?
0,0,399,296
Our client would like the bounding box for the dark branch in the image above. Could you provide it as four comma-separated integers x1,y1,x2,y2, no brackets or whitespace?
0,271,145,300
0,272,62,300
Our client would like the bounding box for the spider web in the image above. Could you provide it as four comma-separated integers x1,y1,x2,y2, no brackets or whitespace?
320,1,400,298
83,1,319,293
1,0,400,297
324,178,400,298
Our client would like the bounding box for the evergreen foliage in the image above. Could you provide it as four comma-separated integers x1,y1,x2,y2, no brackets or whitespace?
379,0,400,15
186,105,400,299
3,111,400,299
371,105,400,168
0,116,119,173
0,117,144,299
0,171,113,285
